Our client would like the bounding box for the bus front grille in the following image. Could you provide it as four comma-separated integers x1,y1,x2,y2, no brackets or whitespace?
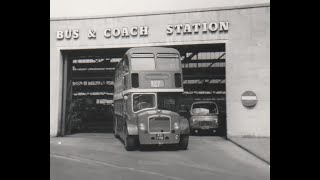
198,121,218,128
199,121,213,126
148,116,171,133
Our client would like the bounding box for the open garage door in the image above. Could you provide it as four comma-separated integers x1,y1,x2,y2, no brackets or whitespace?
61,44,226,136
172,44,226,136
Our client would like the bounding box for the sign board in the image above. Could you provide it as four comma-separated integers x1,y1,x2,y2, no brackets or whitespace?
241,91,257,107
56,21,229,40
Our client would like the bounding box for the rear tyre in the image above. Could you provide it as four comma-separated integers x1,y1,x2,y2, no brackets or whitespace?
113,117,120,138
178,135,189,150
114,131,120,138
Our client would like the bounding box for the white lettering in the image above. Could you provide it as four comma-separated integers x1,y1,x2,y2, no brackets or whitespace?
130,27,138,36
208,22,218,32
73,30,79,39
88,29,96,39
65,30,72,39
174,24,183,34
219,22,229,31
167,25,173,34
113,28,121,37
202,23,208,32
56,31,64,39
104,29,111,38
183,24,192,34
139,26,148,36
192,23,201,33
122,27,129,37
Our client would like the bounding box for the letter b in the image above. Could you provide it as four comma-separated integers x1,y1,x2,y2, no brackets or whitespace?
56,31,64,40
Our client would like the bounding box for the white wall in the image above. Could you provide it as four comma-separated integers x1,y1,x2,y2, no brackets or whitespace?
226,7,270,137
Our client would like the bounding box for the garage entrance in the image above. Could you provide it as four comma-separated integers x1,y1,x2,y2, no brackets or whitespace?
60,43,226,136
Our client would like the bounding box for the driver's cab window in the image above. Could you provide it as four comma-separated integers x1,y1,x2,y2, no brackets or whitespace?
132,93,156,112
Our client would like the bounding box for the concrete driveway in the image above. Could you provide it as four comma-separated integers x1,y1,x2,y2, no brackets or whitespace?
50,133,269,180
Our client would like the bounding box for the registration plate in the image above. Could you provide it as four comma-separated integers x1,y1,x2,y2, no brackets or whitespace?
156,134,164,140
150,80,164,87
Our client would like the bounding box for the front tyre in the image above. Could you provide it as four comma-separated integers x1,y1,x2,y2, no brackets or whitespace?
178,135,189,150
124,136,137,151
124,126,137,151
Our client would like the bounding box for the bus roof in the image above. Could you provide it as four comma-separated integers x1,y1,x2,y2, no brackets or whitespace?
125,47,180,56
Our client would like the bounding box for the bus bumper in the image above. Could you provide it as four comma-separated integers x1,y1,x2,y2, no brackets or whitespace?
138,131,181,145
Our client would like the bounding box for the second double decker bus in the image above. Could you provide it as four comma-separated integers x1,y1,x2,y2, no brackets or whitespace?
113,47,190,151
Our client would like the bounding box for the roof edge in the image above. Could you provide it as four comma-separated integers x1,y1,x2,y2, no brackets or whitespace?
50,3,270,21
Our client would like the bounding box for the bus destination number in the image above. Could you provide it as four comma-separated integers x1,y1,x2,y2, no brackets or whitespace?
150,80,164,87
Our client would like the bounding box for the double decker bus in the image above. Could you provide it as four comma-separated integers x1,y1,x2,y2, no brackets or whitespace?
113,47,190,151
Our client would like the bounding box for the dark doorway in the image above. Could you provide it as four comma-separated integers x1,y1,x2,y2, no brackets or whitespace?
60,44,226,136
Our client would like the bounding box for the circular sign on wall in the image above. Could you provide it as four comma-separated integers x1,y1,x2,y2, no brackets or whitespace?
241,91,257,107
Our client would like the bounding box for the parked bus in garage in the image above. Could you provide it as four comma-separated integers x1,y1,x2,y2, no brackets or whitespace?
113,47,190,151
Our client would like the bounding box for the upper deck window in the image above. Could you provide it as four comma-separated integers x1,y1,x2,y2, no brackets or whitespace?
156,54,180,71
131,53,155,71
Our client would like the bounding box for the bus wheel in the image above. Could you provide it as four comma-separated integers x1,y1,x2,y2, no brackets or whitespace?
124,128,136,151
114,130,120,138
178,135,189,150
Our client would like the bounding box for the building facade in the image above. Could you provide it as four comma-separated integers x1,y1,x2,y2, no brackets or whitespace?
50,3,270,137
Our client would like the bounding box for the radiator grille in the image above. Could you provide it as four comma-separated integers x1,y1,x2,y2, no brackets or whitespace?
148,116,171,133
199,121,214,127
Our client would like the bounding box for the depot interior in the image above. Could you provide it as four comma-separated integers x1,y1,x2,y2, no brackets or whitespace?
61,43,227,136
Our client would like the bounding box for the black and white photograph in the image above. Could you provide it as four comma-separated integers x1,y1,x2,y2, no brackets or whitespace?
50,0,270,179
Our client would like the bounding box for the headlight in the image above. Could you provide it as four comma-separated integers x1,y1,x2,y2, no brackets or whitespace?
174,122,179,130
139,123,146,131
192,119,196,123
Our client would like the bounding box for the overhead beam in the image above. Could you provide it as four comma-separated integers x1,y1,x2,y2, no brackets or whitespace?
73,94,113,100
72,94,226,101
73,62,117,69
182,51,199,63
183,67,225,76
71,70,115,81
72,59,225,69
72,83,225,94
181,93,226,99
181,59,225,64
73,84,114,93
183,83,225,92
